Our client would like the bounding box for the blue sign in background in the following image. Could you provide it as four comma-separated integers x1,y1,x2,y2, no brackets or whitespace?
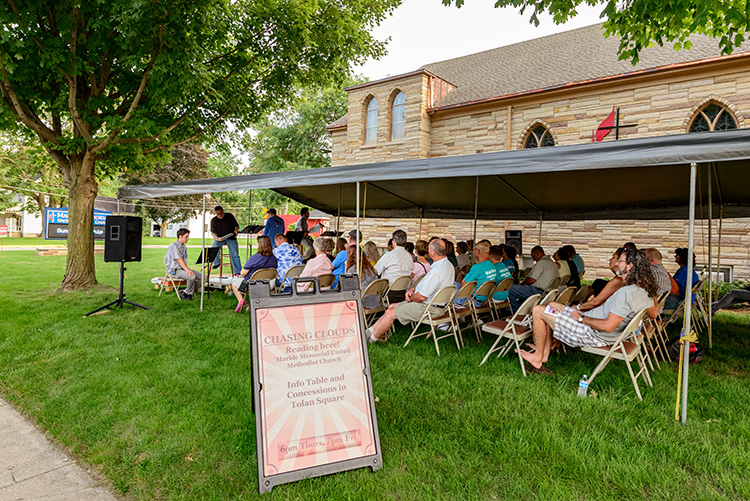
44,207,112,240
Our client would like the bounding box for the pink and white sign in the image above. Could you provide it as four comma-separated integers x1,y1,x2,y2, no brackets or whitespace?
255,300,377,477
0,225,7,237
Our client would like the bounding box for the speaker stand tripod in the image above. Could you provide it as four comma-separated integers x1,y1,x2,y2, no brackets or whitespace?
85,262,152,316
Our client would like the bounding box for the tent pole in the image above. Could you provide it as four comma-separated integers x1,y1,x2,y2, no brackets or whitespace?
201,193,206,313
418,208,423,241
681,162,697,426
538,213,543,246
707,169,714,349
251,190,253,261
336,184,342,233
717,204,724,299
356,181,360,276
472,177,479,265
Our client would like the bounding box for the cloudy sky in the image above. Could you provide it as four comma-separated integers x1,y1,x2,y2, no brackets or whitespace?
356,0,604,81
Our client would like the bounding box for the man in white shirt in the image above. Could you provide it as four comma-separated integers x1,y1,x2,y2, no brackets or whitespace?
164,228,203,300
374,229,414,303
507,246,559,311
366,239,455,343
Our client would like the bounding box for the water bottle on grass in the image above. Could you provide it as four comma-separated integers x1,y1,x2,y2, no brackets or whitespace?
577,375,589,398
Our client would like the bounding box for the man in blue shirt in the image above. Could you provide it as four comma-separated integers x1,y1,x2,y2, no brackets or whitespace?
332,230,361,286
455,241,497,306
273,233,303,289
263,208,286,248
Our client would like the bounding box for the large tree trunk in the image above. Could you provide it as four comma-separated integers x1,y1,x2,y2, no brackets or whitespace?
59,155,99,291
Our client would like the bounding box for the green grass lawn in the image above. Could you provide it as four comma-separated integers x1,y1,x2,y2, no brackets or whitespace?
1,249,749,500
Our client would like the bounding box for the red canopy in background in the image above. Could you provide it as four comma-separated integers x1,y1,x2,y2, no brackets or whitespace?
277,215,328,237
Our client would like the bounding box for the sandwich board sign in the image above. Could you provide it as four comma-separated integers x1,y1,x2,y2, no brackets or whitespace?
248,275,382,494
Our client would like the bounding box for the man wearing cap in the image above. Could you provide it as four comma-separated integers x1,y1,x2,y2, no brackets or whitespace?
263,208,286,248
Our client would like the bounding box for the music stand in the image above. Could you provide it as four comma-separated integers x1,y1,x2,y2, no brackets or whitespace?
196,247,221,298
321,231,343,237
285,231,304,245
240,225,265,234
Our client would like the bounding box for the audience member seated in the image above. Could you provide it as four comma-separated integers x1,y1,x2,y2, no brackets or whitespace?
503,246,519,273
364,241,380,266
297,237,334,291
405,241,416,262
273,233,303,290
623,241,638,251
712,285,750,313
554,248,571,279
456,241,498,306
456,241,470,270
581,248,624,311
345,246,381,309
164,228,203,301
375,229,414,303
520,249,659,373
508,246,559,311
555,247,580,288
643,247,672,297
489,245,512,302
365,239,455,343
665,247,699,309
333,230,361,286
444,239,458,267
563,244,584,276
231,236,277,312
333,237,347,261
412,240,431,280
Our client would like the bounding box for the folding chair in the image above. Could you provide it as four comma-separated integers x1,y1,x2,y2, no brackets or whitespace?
385,275,412,306
558,274,571,290
158,269,186,300
544,276,561,293
578,270,586,281
489,277,515,320
361,278,389,327
449,281,477,348
479,293,541,374
403,285,459,356
555,286,578,306
276,264,305,292
410,273,426,290
317,273,335,288
467,280,497,342
581,308,653,400
538,290,558,307
248,268,277,294
570,284,592,305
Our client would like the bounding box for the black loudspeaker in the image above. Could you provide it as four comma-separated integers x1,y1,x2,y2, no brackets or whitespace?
505,230,522,256
104,216,142,262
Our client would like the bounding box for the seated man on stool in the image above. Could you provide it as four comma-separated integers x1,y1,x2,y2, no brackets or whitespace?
519,249,659,373
365,239,455,343
164,228,204,301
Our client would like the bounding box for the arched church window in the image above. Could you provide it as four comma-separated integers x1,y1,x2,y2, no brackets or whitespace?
390,91,405,141
524,124,555,148
364,97,378,144
689,103,737,132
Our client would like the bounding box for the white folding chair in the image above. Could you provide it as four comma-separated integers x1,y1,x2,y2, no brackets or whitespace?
361,278,389,327
480,293,542,374
158,269,185,300
570,284,592,305
581,308,653,400
538,290,558,307
403,285,459,356
555,286,578,306
317,273,335,288
449,281,477,348
467,280,497,342
545,276,561,293
385,275,412,306
489,277,515,321
276,264,305,292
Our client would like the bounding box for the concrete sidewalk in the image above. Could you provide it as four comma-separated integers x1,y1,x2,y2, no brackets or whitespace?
0,397,119,501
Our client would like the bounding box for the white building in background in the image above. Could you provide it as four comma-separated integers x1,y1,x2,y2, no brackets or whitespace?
0,193,42,237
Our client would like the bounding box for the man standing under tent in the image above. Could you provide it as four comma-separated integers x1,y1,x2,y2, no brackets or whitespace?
296,207,314,260
165,229,204,301
520,249,659,372
210,206,241,275
263,208,286,248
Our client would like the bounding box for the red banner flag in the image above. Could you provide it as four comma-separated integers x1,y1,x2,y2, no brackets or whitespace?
594,106,616,142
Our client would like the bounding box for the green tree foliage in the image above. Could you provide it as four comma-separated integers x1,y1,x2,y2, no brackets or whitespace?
123,144,210,237
0,1,398,290
0,129,66,215
246,79,363,216
442,0,749,63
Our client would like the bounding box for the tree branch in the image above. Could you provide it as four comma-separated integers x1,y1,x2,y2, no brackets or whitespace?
65,7,92,141
0,76,59,145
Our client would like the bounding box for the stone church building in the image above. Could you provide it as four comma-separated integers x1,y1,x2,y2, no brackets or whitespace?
327,23,750,280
